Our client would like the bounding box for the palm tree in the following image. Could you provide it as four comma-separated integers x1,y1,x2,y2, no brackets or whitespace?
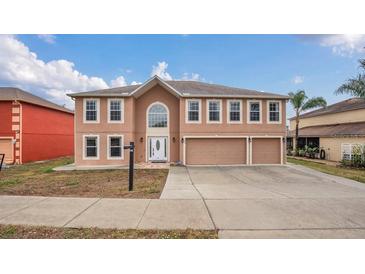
288,90,327,153
335,58,365,98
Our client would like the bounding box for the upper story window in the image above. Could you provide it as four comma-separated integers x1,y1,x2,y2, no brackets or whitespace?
186,99,201,123
148,103,168,128
268,101,281,123
83,98,99,123
207,100,221,123
248,100,261,123
108,99,124,123
228,100,241,123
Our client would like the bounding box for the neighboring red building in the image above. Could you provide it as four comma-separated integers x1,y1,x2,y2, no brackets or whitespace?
0,87,74,164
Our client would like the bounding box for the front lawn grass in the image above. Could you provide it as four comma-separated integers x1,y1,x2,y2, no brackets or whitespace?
0,224,218,239
0,157,168,198
287,157,365,184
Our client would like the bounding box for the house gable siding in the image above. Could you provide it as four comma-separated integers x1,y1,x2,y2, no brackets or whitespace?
290,108,365,130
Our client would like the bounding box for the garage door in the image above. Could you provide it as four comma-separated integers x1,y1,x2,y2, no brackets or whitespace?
186,138,247,165
252,138,281,164
0,138,14,164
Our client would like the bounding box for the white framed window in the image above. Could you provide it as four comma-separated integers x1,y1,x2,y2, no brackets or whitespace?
247,100,262,124
108,99,124,123
267,100,281,124
107,135,124,160
83,98,100,123
207,99,222,123
227,100,242,123
186,99,201,123
341,143,365,161
148,103,168,128
83,135,99,160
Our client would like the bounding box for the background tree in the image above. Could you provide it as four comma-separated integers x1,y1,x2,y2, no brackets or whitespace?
288,90,327,153
335,58,365,98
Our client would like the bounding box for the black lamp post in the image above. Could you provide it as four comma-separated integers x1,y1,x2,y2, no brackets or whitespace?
123,142,135,191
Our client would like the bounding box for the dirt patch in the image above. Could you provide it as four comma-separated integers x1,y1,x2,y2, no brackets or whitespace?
0,224,217,239
0,157,168,198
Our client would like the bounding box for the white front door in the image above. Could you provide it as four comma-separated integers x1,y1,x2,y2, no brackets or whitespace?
149,137,167,161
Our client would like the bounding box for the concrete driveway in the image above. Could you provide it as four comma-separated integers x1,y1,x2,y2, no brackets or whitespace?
1,164,365,238
161,164,365,238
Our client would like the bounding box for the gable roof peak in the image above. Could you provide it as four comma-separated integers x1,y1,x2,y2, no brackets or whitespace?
130,75,182,98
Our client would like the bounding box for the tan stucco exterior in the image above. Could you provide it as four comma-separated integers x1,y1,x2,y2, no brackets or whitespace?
74,96,135,166
74,83,286,166
289,103,365,162
134,85,180,163
289,108,365,130
320,137,365,162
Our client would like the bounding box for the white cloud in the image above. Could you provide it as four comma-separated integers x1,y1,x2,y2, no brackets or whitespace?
0,35,110,108
37,34,57,44
299,34,365,56
0,35,125,109
181,72,204,81
292,75,304,84
131,81,142,85
110,76,127,87
150,61,173,80
151,61,204,82
45,89,74,108
0,37,203,109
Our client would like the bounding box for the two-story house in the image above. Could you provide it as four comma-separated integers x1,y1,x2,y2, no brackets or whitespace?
0,87,74,164
288,98,365,162
69,76,288,167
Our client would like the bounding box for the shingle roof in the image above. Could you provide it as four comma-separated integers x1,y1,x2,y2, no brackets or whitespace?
69,84,141,97
287,121,365,137
68,80,288,99
289,98,365,120
0,87,74,114
166,81,287,98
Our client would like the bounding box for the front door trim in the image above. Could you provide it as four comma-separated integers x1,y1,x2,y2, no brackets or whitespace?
148,136,168,162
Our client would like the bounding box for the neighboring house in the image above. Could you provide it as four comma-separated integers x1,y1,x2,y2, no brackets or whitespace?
0,87,74,164
69,76,288,167
287,98,365,162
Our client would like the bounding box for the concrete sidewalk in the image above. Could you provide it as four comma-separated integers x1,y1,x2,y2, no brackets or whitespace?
0,167,212,230
2,165,365,238
0,195,215,230
160,167,202,199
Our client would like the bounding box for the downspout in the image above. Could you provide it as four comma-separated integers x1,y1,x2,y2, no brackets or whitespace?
71,97,76,165
10,137,16,165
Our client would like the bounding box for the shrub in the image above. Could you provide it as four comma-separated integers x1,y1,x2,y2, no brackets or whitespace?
340,144,365,169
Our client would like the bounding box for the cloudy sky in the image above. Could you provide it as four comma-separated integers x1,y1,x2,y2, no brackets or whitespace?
0,34,364,118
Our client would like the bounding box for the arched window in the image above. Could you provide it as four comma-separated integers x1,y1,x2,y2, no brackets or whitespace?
148,103,168,128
